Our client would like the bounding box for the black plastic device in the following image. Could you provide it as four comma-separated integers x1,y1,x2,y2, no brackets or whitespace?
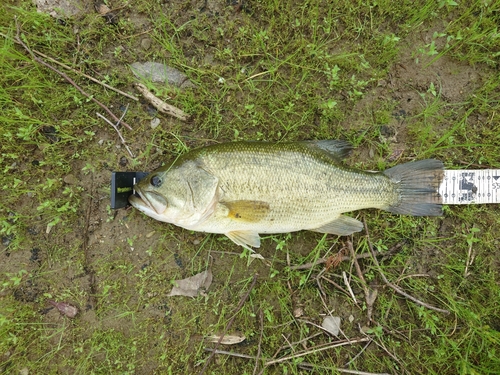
110,172,149,209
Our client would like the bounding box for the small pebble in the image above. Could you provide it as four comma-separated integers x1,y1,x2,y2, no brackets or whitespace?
30,248,41,263
174,253,183,268
146,105,157,117
2,236,13,247
27,227,38,235
141,38,152,50
293,307,304,318
150,118,161,129
119,156,128,167
63,174,79,185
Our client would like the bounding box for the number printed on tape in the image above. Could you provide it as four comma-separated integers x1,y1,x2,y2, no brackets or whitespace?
439,170,500,205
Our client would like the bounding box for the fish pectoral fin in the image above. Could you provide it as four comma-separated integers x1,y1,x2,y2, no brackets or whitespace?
312,215,363,236
226,230,261,251
222,200,270,223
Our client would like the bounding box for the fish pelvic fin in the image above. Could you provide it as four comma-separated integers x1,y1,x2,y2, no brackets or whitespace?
384,159,444,216
312,215,363,236
226,230,261,251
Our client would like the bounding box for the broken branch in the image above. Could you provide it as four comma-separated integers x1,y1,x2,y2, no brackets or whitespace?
289,245,402,271
134,82,191,122
363,220,450,315
97,107,135,158
199,274,258,375
264,337,370,366
13,21,133,130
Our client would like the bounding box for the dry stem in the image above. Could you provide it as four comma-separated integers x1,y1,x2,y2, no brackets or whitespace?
264,337,370,366
199,274,258,375
12,21,133,130
347,240,378,322
363,220,450,315
134,82,191,122
96,105,134,158
289,243,403,271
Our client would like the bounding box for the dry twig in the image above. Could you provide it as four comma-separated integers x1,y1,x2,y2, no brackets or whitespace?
253,309,264,375
343,271,359,306
298,363,390,375
289,246,401,271
134,82,191,122
203,348,256,360
264,337,370,366
347,240,378,322
320,275,355,301
12,21,133,130
0,31,138,101
34,49,138,101
199,274,258,375
363,220,450,315
97,105,134,158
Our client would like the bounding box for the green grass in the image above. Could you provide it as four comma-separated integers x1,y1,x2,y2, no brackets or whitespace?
1,0,500,374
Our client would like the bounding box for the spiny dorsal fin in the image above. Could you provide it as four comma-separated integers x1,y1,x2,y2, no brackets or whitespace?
301,140,353,160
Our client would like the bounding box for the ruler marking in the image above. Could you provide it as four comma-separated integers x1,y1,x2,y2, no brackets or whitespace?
441,170,500,204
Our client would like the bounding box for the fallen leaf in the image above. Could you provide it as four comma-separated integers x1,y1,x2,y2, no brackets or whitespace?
322,315,341,337
168,269,212,297
206,332,246,345
48,300,78,318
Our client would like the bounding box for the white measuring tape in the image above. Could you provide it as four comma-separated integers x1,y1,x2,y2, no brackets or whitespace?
440,170,500,205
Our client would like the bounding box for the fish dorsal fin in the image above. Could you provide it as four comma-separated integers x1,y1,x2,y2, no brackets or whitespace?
222,200,270,222
312,215,363,236
301,140,353,160
226,230,261,250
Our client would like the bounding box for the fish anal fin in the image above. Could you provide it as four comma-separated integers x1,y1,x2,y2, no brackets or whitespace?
312,215,363,236
222,200,270,222
226,230,261,251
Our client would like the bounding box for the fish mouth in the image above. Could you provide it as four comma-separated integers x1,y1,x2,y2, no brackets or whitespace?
128,187,169,220
128,187,151,210
128,193,150,209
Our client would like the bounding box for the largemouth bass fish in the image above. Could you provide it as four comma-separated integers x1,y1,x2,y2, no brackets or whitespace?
129,141,443,250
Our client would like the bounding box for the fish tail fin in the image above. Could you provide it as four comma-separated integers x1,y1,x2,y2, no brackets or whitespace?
384,159,444,216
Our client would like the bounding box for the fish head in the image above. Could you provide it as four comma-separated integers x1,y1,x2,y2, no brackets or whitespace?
128,160,219,228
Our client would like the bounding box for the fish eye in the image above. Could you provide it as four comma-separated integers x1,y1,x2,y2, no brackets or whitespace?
150,175,162,187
